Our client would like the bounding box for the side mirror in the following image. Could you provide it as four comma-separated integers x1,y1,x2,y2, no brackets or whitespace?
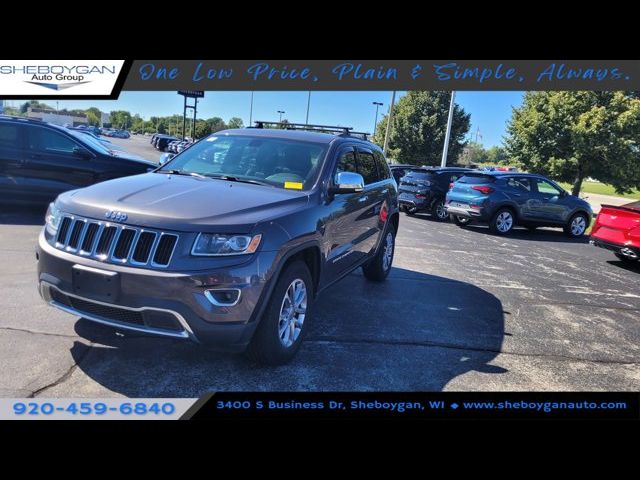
159,153,175,165
72,146,92,159
328,171,365,195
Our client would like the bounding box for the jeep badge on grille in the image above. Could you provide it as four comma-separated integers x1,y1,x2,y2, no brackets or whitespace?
105,210,128,222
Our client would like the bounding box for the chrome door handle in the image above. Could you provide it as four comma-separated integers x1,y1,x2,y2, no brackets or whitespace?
358,196,369,202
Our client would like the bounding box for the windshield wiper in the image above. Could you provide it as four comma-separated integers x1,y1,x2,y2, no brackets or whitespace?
157,169,207,179
206,174,271,186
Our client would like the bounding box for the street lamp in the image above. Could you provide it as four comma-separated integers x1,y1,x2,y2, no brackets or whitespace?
372,101,383,134
277,110,285,122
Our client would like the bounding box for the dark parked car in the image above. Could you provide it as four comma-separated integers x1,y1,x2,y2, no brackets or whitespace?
389,164,425,184
590,201,640,264
398,167,470,221
445,171,593,236
154,135,179,151
37,125,400,364
0,116,155,205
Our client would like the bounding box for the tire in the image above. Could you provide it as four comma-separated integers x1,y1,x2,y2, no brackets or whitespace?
363,224,396,282
452,215,472,227
489,208,515,235
564,212,590,237
431,198,449,221
404,207,417,216
247,260,313,365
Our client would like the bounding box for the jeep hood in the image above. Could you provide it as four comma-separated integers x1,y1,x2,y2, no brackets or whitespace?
57,172,309,233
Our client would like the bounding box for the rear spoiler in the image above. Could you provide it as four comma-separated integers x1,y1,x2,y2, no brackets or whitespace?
599,203,640,214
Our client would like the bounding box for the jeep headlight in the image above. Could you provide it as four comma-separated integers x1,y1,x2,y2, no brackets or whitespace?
45,203,62,236
192,233,261,256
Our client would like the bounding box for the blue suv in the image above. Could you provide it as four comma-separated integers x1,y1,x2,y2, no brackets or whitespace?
445,172,593,237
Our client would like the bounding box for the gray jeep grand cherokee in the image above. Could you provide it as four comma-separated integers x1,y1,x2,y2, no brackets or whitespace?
37,124,399,364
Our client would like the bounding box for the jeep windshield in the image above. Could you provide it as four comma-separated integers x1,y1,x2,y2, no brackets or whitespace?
157,134,327,190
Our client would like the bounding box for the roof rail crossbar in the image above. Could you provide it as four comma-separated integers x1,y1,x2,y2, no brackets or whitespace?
251,121,369,140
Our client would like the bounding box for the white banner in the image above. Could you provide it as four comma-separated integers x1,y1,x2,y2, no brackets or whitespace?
0,60,125,96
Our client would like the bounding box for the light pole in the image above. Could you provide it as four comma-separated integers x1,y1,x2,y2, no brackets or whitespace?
277,110,285,122
372,101,383,135
56,101,59,115
440,91,456,168
305,91,311,124
383,91,396,157
249,91,254,126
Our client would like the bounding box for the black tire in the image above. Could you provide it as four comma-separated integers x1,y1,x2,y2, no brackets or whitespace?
451,215,472,227
363,224,396,282
564,212,590,237
431,198,449,222
247,260,313,365
489,208,515,235
404,207,416,216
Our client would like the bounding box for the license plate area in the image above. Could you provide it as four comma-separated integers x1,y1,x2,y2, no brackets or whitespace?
72,265,120,303
449,202,469,209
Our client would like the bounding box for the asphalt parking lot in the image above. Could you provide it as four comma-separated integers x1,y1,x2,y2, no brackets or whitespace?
1,197,639,396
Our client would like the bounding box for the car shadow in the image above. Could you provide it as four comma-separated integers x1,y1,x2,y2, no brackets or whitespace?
463,224,590,244
607,259,640,274
69,267,506,395
0,204,47,226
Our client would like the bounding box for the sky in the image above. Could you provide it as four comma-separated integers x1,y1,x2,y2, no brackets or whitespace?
3,91,524,148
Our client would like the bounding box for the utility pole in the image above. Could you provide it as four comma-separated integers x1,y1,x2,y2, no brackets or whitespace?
249,91,254,125
305,91,311,124
278,110,285,122
440,91,456,168
383,91,396,157
372,101,383,135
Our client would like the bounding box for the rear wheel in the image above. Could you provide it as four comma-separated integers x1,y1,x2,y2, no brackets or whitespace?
490,208,515,234
363,225,395,282
247,260,313,365
452,215,472,227
564,212,589,237
404,206,417,216
431,198,449,221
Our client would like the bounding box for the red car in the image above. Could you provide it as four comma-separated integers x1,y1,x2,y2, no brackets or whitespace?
590,201,640,264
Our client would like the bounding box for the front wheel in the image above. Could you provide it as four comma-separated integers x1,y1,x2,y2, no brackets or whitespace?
564,213,590,237
363,226,395,282
247,261,313,365
615,253,638,264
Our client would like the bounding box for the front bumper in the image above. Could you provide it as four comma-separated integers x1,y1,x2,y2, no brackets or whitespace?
36,231,276,351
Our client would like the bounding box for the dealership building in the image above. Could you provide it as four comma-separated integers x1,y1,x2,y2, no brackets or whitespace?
26,107,88,127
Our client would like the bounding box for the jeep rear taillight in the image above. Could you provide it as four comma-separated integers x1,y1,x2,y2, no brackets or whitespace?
472,185,494,194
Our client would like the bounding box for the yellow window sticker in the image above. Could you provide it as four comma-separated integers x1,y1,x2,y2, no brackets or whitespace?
284,181,303,190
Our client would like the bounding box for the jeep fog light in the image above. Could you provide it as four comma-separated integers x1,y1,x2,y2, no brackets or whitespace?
204,289,241,307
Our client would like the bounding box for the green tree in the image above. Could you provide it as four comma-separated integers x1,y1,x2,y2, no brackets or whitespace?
485,145,509,165
505,91,640,195
195,119,211,138
372,91,471,165
227,117,244,129
206,117,227,133
20,100,51,113
85,107,102,126
109,110,132,130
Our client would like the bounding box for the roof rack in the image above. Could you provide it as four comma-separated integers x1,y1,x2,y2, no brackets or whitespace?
0,114,43,123
251,121,370,141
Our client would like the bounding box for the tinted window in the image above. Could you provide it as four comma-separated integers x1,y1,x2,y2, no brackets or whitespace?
507,177,532,191
404,172,435,181
458,175,496,184
536,179,561,195
28,128,77,154
0,123,18,148
336,150,357,174
357,151,379,185
373,151,391,179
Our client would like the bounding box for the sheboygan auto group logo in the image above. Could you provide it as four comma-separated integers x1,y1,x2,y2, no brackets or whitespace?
0,60,125,97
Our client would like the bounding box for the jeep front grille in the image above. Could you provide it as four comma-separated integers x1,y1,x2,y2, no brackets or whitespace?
54,214,179,268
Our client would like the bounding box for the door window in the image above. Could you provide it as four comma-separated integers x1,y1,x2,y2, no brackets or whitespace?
373,151,391,179
507,177,532,192
357,151,380,185
336,150,357,174
535,179,561,195
28,128,78,154
0,124,19,148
